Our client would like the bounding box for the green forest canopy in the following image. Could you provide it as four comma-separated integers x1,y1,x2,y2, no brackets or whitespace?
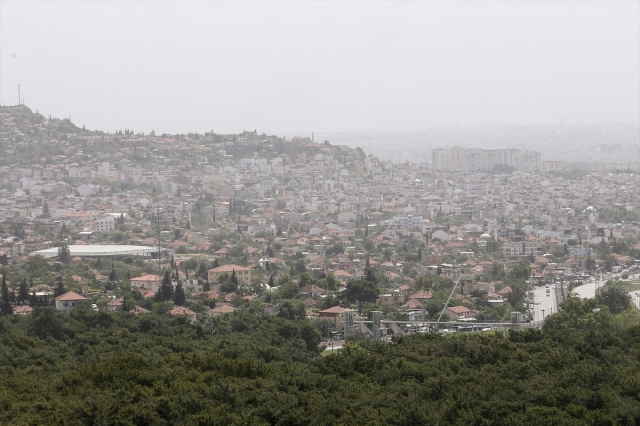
1,294,640,425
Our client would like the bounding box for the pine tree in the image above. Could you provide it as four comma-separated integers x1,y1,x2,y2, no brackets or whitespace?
230,269,239,287
58,244,71,264
1,274,12,315
170,254,175,269
186,220,191,230
268,274,275,288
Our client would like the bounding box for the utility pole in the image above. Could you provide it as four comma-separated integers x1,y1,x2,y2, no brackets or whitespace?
17,83,21,105
433,268,461,333
156,206,162,275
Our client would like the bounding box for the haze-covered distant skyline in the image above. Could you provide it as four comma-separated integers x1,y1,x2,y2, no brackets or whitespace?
1,1,638,135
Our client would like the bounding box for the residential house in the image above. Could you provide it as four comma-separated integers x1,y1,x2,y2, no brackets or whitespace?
130,274,163,292
54,291,88,311
170,306,197,321
443,306,474,321
208,264,253,285
208,304,236,316
300,284,326,298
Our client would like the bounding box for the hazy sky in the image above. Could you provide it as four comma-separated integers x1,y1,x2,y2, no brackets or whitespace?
1,1,638,135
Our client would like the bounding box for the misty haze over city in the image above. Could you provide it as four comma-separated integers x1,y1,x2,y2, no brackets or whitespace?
4,3,640,423
1,1,638,165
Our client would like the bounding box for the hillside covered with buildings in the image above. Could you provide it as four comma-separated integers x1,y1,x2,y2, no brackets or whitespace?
1,105,640,423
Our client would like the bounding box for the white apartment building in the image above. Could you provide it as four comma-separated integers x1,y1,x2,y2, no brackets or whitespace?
432,149,448,170
432,147,542,171
380,214,424,230
568,245,593,258
95,215,116,233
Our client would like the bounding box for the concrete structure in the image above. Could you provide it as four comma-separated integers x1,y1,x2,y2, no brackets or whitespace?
30,245,161,258
318,305,356,329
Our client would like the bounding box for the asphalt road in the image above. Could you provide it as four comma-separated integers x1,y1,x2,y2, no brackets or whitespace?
629,290,640,309
529,284,558,328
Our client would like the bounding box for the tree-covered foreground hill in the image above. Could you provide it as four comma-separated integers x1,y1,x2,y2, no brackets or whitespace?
1,297,640,425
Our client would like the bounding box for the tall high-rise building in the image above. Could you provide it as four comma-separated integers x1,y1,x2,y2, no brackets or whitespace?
432,148,449,169
448,146,466,170
522,151,542,171
431,147,540,171
465,149,483,170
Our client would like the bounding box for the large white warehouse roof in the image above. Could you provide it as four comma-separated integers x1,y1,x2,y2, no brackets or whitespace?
30,245,162,258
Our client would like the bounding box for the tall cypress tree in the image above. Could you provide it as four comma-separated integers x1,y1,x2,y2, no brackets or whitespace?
230,269,239,287
54,276,65,297
1,274,12,315
121,295,130,312
173,281,186,306
19,278,29,303
156,270,174,302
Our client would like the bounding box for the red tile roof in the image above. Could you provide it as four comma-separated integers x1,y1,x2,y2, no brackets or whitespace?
131,274,162,282
209,305,236,314
319,306,355,314
208,264,252,273
54,291,88,301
